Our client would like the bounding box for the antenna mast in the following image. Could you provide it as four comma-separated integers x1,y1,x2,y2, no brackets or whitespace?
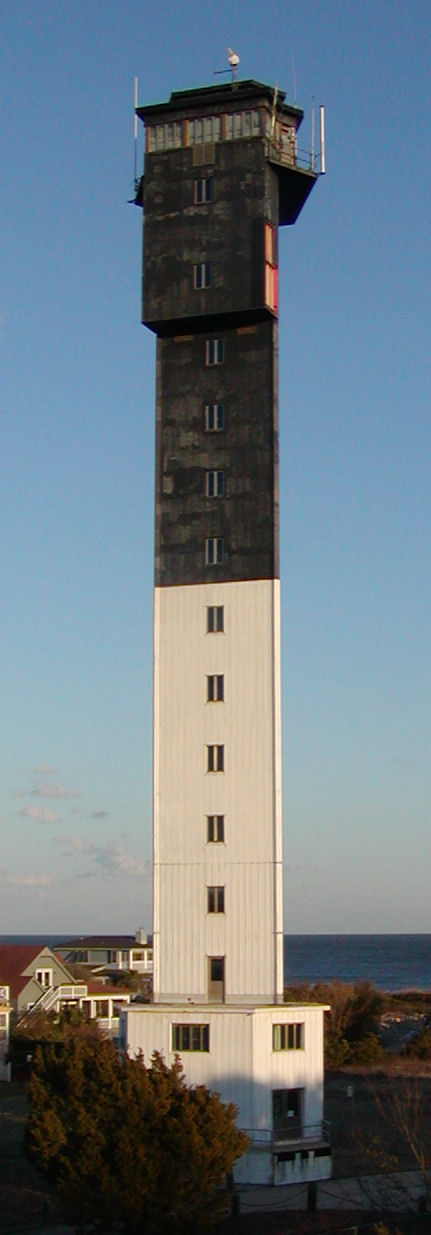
270,81,279,139
320,105,326,173
134,77,138,190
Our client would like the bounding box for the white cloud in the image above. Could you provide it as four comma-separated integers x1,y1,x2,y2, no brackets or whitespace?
32,783,81,800
20,806,61,824
34,764,56,775
2,872,52,888
55,835,150,879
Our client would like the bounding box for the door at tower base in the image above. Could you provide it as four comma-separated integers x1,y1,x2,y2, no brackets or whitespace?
121,1002,331,1186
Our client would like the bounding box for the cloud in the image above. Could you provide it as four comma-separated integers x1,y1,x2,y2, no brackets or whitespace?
20,806,61,824
55,835,150,879
285,862,321,874
34,764,56,775
91,809,109,820
32,783,81,800
2,872,52,888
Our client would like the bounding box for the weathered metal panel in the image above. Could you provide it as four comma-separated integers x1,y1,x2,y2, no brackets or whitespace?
155,322,279,586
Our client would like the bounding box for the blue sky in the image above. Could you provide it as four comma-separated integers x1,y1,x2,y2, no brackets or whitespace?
2,0,431,935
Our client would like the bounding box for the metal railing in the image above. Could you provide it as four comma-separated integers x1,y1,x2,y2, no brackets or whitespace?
240,1118,331,1150
265,137,321,175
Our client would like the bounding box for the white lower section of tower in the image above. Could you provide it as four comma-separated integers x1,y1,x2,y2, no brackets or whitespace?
153,578,284,1005
122,1003,331,1186
123,578,332,1187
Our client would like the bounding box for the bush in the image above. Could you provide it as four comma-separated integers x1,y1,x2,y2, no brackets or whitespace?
26,1036,247,1232
404,1024,431,1059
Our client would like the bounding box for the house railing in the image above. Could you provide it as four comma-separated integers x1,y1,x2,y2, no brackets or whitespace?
21,983,87,1022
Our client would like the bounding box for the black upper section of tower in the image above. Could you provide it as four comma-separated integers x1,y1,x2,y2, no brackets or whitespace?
137,80,317,586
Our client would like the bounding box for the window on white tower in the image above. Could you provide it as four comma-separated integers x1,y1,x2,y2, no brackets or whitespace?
207,886,225,913
206,744,224,772
172,1024,209,1052
205,537,224,565
272,1023,304,1051
207,815,224,842
206,674,224,702
206,605,224,632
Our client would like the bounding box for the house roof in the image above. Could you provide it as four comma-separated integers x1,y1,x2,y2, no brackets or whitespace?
84,981,131,997
59,935,153,950
0,944,72,999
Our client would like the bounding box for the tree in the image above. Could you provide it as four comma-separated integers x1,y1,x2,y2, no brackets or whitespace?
285,980,386,1067
26,1036,248,1233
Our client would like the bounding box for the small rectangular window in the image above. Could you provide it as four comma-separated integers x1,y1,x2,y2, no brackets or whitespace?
172,1024,209,1051
263,222,274,265
205,470,224,497
194,262,213,289
205,339,225,366
205,404,224,432
205,537,224,565
36,970,52,989
207,674,224,702
265,264,278,314
194,176,214,204
156,124,166,150
207,744,224,772
265,221,278,313
272,1023,304,1051
207,815,224,842
206,605,224,632
207,886,225,913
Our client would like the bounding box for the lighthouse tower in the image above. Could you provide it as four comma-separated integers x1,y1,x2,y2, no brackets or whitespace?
124,78,331,1187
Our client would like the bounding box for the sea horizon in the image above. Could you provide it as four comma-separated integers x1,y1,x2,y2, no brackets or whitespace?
2,932,431,992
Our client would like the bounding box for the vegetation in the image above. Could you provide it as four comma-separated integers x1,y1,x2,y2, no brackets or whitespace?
26,1035,248,1233
285,980,386,1067
404,1025,431,1060
10,1006,101,1080
13,1004,100,1045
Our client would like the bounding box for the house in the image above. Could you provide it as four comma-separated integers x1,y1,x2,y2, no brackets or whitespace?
56,929,153,975
0,944,86,1016
0,944,132,1039
0,983,12,1081
80,982,132,1035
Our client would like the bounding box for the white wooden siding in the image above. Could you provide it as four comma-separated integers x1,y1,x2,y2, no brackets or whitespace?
153,579,283,1003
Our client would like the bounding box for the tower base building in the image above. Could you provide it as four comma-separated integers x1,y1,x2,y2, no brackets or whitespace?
122,78,331,1186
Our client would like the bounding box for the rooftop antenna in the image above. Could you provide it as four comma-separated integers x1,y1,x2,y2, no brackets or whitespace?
214,46,240,84
134,76,139,191
270,80,279,139
320,104,326,173
291,48,297,105
311,96,315,171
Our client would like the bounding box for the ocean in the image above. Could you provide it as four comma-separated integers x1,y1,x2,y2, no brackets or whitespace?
283,934,431,992
2,934,431,992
